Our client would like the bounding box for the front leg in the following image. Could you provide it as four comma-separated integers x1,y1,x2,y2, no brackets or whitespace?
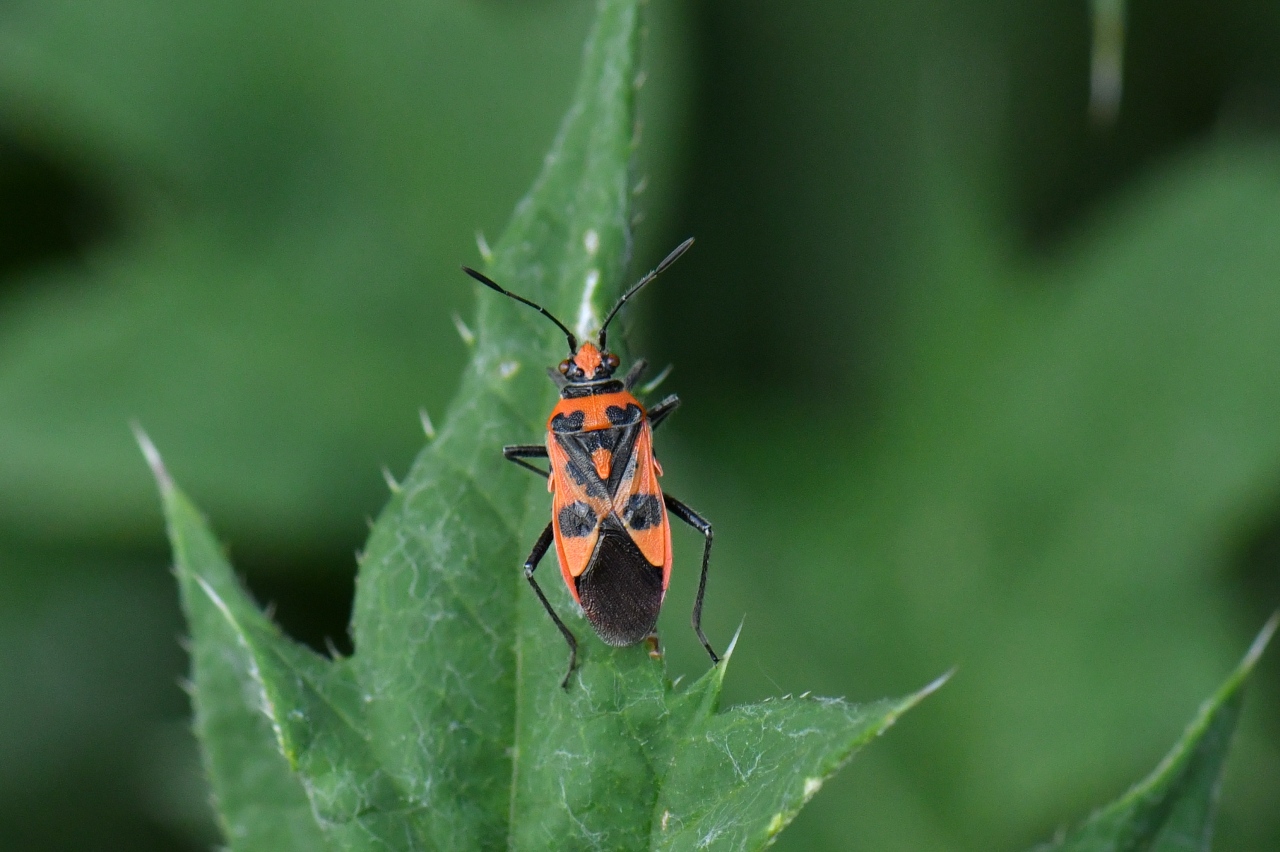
622,358,648,390
503,444,549,478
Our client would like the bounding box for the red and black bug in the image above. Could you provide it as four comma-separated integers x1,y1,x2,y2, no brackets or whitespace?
463,238,718,687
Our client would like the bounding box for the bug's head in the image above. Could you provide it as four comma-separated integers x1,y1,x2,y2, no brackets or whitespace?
558,341,620,383
461,237,693,387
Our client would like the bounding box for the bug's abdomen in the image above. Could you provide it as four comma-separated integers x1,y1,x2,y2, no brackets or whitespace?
575,521,664,645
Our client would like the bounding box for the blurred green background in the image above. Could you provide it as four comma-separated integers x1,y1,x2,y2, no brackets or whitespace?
1,0,1278,850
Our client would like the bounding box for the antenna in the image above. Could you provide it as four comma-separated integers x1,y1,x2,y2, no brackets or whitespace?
462,266,578,352
598,237,694,349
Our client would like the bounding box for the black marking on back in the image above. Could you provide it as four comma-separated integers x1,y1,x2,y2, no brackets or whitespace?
575,523,664,646
557,501,597,538
554,421,641,499
574,427,621,454
551,411,585,433
603,423,640,495
606,403,643,426
557,434,609,499
622,494,662,531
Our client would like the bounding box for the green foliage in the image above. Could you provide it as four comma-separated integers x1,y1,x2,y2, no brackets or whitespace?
0,0,614,547
691,138,1280,852
157,482,330,852
4,0,1280,850
1033,616,1276,852
148,1,940,848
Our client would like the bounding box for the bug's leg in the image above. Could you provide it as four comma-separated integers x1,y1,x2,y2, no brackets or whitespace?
546,366,570,390
622,358,648,390
647,394,681,432
503,444,549,479
524,522,579,688
663,494,719,663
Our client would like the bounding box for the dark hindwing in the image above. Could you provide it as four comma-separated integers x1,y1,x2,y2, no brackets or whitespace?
575,520,664,646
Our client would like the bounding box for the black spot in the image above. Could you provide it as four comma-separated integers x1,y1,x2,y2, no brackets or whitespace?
550,411,585,433
574,428,620,454
557,501,597,538
605,404,643,426
575,527,664,646
559,449,609,499
565,467,606,499
554,422,640,500
622,494,662,530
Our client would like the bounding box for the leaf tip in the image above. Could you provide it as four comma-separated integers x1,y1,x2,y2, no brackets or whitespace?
419,407,437,440
707,619,746,686
638,362,672,395
885,668,954,726
917,667,956,703
1242,611,1279,674
131,421,174,496
475,229,494,263
723,619,745,661
452,312,476,347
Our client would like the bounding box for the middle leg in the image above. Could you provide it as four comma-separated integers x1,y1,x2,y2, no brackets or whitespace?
504,444,549,479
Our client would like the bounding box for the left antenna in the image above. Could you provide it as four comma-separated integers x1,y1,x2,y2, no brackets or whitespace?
462,266,578,352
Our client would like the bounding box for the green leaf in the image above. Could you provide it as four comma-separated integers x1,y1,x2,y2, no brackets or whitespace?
149,0,942,848
148,439,331,852
1032,615,1277,852
0,0,613,550
149,427,428,850
698,143,1280,850
652,667,950,850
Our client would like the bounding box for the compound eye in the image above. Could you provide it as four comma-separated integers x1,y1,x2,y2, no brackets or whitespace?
604,353,620,370
558,359,571,374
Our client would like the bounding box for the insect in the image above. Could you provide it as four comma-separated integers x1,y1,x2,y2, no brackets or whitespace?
463,238,719,687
